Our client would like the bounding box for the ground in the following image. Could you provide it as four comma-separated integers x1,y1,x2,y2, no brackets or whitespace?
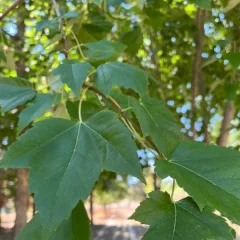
1,201,240,240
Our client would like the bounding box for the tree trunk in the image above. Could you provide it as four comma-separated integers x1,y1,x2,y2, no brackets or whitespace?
14,169,29,235
90,192,94,225
0,169,5,228
13,6,29,236
191,9,206,140
217,101,235,147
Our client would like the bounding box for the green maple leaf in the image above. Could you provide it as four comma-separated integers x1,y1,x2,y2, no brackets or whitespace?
53,60,92,97
0,77,37,112
94,62,148,96
130,191,233,240
156,141,240,224
15,200,91,240
0,110,144,239
129,96,182,159
18,93,59,131
83,40,126,62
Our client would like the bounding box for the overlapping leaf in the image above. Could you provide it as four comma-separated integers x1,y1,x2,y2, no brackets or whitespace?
0,77,37,112
120,26,143,56
0,110,144,239
53,61,92,96
130,96,182,159
156,141,240,224
83,40,126,62
130,191,233,240
18,93,58,131
15,200,91,240
94,62,148,96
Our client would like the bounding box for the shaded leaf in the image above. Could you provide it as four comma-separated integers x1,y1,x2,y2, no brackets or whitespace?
129,96,182,159
130,191,233,240
60,11,80,19
53,103,70,119
36,20,53,33
107,0,125,6
18,93,58,131
72,200,91,240
80,22,113,43
83,40,126,62
110,88,130,110
66,100,101,121
92,0,103,6
15,200,91,240
0,77,37,112
156,141,240,224
53,61,92,96
195,0,211,9
94,62,148,96
225,52,240,69
120,26,143,56
0,111,144,239
0,51,7,62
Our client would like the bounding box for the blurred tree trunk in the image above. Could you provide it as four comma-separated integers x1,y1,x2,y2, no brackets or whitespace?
217,101,235,147
191,9,206,140
0,169,5,227
90,192,94,225
13,5,29,236
14,169,29,234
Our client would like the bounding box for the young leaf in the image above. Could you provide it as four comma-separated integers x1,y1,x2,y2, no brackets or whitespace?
53,61,92,96
94,62,148,96
155,141,240,224
18,93,58,131
0,77,37,112
129,96,182,159
130,191,233,240
0,110,144,239
83,40,126,62
15,200,91,240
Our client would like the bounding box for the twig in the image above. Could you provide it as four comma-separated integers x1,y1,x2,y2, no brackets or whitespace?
52,0,68,58
78,88,88,122
0,0,23,21
82,83,163,158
